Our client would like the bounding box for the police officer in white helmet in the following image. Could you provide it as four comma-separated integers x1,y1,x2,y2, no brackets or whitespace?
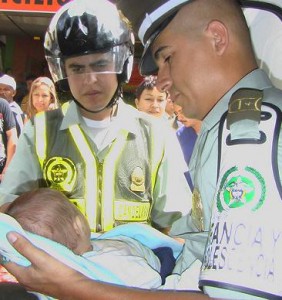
0,0,190,235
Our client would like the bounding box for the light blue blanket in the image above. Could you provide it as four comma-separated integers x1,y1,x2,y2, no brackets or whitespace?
0,213,183,299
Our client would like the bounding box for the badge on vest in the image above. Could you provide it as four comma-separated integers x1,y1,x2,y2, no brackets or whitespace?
192,188,204,232
43,157,77,192
130,166,145,192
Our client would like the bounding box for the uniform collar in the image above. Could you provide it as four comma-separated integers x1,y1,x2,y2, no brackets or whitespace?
202,69,273,132
60,100,83,130
107,100,141,136
60,99,141,136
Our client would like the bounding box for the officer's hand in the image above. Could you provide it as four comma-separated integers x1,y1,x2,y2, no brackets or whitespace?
0,202,11,213
3,232,84,298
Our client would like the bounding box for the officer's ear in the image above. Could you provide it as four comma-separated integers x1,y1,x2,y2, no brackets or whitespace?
206,20,228,55
135,98,139,109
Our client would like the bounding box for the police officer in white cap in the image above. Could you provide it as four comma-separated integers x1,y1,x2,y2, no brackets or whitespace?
116,0,282,299
3,1,282,300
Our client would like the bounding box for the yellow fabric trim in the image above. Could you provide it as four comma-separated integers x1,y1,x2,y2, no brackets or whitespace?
150,126,164,192
101,129,128,231
61,101,70,114
68,124,97,231
35,112,47,169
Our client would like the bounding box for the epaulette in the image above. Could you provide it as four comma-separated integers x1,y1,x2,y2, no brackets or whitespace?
227,88,263,129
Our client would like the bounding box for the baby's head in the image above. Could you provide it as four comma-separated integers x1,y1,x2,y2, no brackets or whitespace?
6,188,92,255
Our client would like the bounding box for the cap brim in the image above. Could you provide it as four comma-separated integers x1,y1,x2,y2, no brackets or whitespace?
139,10,177,76
139,8,181,76
139,31,160,76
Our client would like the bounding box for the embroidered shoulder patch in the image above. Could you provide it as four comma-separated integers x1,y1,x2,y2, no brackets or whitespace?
217,166,266,213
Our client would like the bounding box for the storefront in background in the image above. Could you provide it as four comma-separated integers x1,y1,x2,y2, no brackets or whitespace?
0,0,143,103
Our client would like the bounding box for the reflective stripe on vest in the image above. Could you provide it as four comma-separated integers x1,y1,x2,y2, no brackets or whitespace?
149,122,164,195
99,128,128,231
67,123,98,231
35,111,47,169
35,102,164,232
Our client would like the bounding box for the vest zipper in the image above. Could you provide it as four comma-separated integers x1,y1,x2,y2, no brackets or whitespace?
96,158,104,232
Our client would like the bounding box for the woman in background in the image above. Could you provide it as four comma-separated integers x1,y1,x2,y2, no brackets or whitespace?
135,76,168,119
26,77,60,119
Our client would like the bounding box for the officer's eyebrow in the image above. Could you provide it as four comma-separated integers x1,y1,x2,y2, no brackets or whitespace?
66,62,84,69
154,46,169,61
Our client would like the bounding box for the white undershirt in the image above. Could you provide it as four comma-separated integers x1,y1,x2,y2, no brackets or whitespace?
82,116,112,149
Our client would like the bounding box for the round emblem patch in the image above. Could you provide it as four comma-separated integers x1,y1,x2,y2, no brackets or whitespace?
43,157,77,192
217,166,266,213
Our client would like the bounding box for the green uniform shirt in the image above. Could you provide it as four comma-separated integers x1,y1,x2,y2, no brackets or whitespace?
171,69,282,281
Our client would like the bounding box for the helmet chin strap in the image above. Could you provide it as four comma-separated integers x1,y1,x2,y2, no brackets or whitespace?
73,85,121,114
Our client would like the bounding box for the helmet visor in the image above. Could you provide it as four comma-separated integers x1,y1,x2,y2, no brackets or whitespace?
46,44,130,83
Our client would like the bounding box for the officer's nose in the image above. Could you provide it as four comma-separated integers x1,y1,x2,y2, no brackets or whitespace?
156,66,172,94
84,71,98,83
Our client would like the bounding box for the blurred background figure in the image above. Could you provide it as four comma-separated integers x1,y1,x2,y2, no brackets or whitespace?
135,76,168,119
174,103,202,190
165,95,183,130
20,74,37,115
175,103,202,133
26,76,60,120
0,74,25,137
0,97,17,182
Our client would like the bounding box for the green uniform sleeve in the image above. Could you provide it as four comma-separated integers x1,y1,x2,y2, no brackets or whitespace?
0,120,43,205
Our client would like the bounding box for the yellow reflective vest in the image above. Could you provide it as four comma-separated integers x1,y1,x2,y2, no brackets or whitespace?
34,102,164,232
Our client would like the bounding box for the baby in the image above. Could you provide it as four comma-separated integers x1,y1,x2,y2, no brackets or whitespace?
5,188,176,288
6,188,92,256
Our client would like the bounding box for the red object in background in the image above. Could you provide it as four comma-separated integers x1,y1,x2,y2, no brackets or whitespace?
0,266,18,283
0,0,72,13
129,61,143,87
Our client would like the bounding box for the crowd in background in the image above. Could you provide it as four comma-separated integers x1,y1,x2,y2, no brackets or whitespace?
0,73,61,184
